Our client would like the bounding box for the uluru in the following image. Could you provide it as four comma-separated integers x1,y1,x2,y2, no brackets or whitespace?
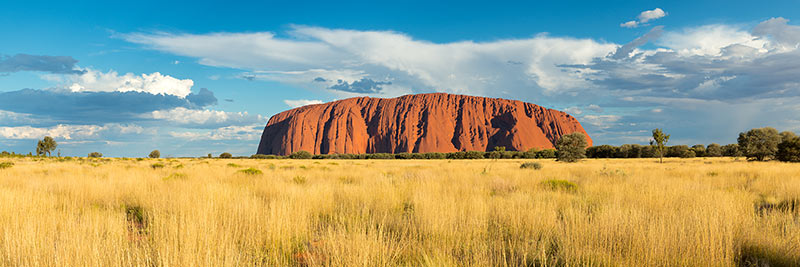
257,93,591,155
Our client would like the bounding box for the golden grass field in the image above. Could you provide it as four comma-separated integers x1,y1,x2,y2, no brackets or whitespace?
0,157,798,266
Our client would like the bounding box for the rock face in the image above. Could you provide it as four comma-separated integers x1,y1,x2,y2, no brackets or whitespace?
257,93,592,155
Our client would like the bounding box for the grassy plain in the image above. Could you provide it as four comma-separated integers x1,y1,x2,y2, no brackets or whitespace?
0,157,798,266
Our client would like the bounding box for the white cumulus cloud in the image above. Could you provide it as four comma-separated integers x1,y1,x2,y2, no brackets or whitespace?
283,99,324,108
169,124,262,141
621,8,667,28
145,107,265,128
124,27,616,98
44,68,194,98
0,124,143,140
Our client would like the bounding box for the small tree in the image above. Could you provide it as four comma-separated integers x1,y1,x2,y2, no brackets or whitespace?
493,146,506,152
722,144,741,157
149,150,161,159
36,136,57,157
556,132,587,163
706,143,723,157
776,136,800,162
88,152,103,158
219,152,233,158
738,127,781,161
650,129,670,163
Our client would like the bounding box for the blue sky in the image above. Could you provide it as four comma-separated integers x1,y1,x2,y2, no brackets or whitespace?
2,0,800,157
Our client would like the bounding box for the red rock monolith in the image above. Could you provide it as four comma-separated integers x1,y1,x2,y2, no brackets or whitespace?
257,93,592,155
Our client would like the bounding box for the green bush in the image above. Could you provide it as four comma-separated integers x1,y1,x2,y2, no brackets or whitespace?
238,168,262,175
250,154,277,159
464,151,484,159
289,151,312,159
88,152,103,158
777,136,800,162
149,150,160,159
705,143,723,157
738,127,781,161
536,149,557,159
219,152,233,158
395,152,413,159
162,173,188,181
292,175,307,184
541,179,577,192
366,153,394,159
0,162,13,169
423,152,446,159
520,162,543,170
556,132,588,162
150,163,165,169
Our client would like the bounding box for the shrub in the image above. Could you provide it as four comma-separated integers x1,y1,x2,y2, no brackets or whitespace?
292,175,307,184
423,152,446,159
738,127,781,161
150,163,165,169
520,162,543,170
691,144,706,157
289,151,312,159
447,151,466,159
536,149,557,159
587,145,617,158
486,151,502,159
395,153,413,159
250,154,277,159
162,173,188,181
367,153,394,159
722,144,742,157
0,162,13,169
666,145,690,157
124,205,147,232
556,132,587,162
464,151,485,159
776,136,800,162
238,168,262,175
706,143,723,157
227,163,241,167
680,149,696,158
149,150,160,159
219,152,233,158
88,152,103,158
411,153,426,159
541,179,578,192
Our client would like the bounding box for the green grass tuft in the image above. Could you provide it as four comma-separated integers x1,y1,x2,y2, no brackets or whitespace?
520,162,543,170
238,168,262,175
0,162,14,169
541,179,578,192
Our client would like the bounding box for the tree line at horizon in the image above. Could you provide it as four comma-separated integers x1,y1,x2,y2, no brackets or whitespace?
2,127,799,163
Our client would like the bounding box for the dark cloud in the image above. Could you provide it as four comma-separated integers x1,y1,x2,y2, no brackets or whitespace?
329,78,391,93
611,26,663,59
0,54,86,75
186,88,218,106
241,74,256,81
0,88,216,124
313,77,327,82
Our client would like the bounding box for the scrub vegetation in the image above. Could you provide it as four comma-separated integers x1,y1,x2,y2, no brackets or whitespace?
0,157,798,266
